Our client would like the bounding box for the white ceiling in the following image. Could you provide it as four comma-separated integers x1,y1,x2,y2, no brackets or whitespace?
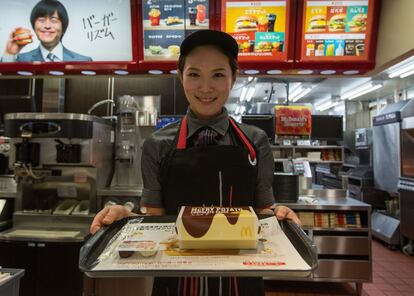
228,66,414,111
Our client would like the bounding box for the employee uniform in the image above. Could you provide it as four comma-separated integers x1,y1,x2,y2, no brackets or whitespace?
141,107,275,296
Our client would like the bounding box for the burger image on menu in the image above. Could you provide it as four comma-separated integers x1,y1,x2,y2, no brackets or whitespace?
307,15,326,32
234,16,258,32
328,14,346,32
348,14,367,32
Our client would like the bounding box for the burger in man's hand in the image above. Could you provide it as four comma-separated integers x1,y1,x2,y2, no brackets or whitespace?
13,28,33,46
308,15,326,32
328,14,346,32
235,16,258,32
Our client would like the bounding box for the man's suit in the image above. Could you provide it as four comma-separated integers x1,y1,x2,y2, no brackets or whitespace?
14,46,92,62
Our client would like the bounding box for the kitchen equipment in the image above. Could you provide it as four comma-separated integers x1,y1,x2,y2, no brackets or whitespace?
1,112,114,242
373,99,414,193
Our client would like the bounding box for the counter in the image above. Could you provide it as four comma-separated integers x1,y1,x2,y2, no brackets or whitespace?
273,195,372,296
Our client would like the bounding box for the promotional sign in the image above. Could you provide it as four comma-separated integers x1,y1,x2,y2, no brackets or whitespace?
221,0,288,62
142,0,209,61
301,0,371,61
275,106,312,136
0,0,132,62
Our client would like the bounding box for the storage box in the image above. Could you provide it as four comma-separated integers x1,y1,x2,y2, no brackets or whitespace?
176,206,259,249
0,269,24,296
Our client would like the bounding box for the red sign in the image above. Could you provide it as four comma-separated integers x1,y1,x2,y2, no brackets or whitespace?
275,106,311,136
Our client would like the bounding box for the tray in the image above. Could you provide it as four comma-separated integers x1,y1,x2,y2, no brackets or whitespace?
79,215,317,278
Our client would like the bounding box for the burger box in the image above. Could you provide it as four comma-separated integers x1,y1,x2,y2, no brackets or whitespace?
175,206,260,249
79,214,317,278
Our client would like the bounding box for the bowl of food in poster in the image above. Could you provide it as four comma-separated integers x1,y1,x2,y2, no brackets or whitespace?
328,14,346,32
307,15,326,32
234,15,258,32
148,8,161,26
348,14,367,32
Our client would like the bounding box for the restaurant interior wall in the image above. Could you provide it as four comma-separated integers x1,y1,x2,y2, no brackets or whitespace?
374,0,414,72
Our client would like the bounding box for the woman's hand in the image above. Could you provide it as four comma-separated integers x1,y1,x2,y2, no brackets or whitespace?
90,205,136,234
274,205,301,225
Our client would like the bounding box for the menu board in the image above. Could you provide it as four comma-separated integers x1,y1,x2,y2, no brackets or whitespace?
301,0,372,61
275,106,312,136
0,0,132,62
221,0,288,62
142,0,209,61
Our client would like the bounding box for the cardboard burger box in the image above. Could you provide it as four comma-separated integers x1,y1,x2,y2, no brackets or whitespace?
176,206,260,249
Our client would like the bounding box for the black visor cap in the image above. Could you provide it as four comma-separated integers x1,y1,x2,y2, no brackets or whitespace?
180,30,239,61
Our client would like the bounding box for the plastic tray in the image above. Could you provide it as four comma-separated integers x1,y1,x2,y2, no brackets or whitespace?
79,215,317,278
0,269,25,296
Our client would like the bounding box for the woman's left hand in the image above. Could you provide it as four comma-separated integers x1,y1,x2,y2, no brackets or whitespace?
274,205,301,225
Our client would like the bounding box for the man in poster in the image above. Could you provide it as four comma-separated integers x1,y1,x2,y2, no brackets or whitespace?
1,0,92,62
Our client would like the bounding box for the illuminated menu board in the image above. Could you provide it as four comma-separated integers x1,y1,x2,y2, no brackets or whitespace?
301,0,373,61
221,0,289,62
142,0,209,61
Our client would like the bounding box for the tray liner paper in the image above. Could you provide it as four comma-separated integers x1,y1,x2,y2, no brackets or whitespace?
89,216,311,274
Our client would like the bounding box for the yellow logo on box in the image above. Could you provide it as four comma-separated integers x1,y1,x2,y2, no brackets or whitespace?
241,226,253,237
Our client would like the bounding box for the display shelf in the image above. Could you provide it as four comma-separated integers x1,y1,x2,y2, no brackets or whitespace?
271,145,344,163
274,197,371,296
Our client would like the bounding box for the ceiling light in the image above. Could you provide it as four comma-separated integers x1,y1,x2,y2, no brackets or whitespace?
343,70,359,75
81,70,96,76
290,87,312,102
267,69,282,75
320,70,336,75
400,68,414,78
341,82,383,100
49,70,64,76
114,70,129,75
170,69,178,74
387,56,414,78
244,70,259,75
247,76,254,82
148,70,163,75
245,86,256,102
17,71,33,76
318,101,340,112
297,70,313,75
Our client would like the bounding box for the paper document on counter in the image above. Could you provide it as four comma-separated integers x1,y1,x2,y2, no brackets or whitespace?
93,217,310,272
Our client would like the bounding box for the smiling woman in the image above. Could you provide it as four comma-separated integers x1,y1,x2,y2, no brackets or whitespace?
90,29,300,296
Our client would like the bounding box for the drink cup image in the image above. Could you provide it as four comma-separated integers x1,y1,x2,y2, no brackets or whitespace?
355,43,365,56
196,4,206,23
148,9,161,26
267,14,276,32
249,40,255,52
189,7,197,26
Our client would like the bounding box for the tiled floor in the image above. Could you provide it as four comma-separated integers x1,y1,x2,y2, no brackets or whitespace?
265,239,414,296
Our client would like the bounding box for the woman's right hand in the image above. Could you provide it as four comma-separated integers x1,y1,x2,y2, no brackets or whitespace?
90,205,133,234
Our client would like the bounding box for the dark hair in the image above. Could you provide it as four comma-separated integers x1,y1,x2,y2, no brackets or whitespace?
178,45,238,76
30,0,69,38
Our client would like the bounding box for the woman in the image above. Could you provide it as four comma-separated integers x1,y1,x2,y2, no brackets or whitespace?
91,30,300,296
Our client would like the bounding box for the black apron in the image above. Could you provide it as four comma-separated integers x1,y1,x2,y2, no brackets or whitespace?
152,116,264,296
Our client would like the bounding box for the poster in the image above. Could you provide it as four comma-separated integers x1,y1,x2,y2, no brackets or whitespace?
275,106,312,136
302,0,370,61
221,0,288,61
0,0,132,62
142,0,209,61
